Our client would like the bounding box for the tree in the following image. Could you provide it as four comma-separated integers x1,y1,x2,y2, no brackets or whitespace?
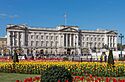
108,50,114,66
117,43,125,51
13,50,19,63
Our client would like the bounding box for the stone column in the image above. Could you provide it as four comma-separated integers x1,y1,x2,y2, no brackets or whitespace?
17,32,19,47
7,32,10,47
73,34,76,47
112,36,114,47
13,32,15,48
72,34,74,47
111,36,113,48
108,36,110,48
76,34,78,47
114,36,117,49
58,33,61,47
66,34,68,47
70,34,72,47
34,33,36,47
110,36,112,48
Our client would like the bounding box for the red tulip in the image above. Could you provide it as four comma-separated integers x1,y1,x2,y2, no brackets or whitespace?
89,74,93,78
97,77,101,81
34,76,40,81
24,79,28,82
58,80,61,82
118,78,122,82
106,77,110,82
15,80,20,82
75,76,80,79
79,76,84,81
95,80,99,82
65,80,69,82
113,78,117,82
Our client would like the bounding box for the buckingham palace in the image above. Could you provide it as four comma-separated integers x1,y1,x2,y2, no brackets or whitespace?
6,24,118,55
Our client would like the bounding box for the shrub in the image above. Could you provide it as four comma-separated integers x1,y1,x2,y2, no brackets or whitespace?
108,50,114,66
119,57,125,61
63,57,69,61
13,50,19,63
41,65,73,82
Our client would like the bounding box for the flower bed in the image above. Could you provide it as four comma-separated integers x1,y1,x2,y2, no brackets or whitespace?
0,61,125,77
16,75,125,82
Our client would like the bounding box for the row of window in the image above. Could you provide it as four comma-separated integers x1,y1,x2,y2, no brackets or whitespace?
30,35,105,41
30,41,59,47
83,35,104,37
82,37,104,41
30,35,59,40
82,42,104,47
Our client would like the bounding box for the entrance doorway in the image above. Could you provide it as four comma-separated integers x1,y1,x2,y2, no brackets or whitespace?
40,49,44,54
67,48,71,55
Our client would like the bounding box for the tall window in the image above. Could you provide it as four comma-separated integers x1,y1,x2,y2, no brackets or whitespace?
82,37,84,41
95,38,96,41
98,43,100,47
36,41,39,46
102,43,104,47
86,42,88,47
51,41,53,47
82,42,84,47
31,41,34,46
46,36,48,39
51,36,53,39
31,35,33,39
94,42,96,47
41,36,43,39
41,41,43,46
98,38,100,41
56,36,58,40
36,35,39,39
55,41,58,47
46,41,48,47
87,37,89,41
91,37,93,41
102,38,104,41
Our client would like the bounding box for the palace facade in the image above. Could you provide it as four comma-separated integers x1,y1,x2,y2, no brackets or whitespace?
0,37,7,55
6,24,118,55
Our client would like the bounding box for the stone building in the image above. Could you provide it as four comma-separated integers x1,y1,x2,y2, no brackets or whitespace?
0,37,7,55
6,24,118,55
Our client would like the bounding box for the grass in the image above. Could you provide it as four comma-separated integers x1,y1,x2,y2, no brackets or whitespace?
0,73,40,82
0,73,125,82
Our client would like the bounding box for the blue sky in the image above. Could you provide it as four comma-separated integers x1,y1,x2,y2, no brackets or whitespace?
0,0,125,43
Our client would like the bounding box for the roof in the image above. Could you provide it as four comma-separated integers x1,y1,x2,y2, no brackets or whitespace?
0,37,7,41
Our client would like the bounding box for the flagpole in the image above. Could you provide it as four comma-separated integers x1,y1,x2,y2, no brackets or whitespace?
64,12,67,26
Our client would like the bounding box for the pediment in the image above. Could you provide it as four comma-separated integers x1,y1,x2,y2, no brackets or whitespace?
106,31,117,34
59,27,78,32
7,25,27,30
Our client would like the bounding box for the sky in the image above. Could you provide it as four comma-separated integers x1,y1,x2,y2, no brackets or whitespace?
0,0,125,43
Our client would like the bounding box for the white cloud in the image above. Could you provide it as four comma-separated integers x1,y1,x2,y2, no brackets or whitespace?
0,13,19,19
9,14,19,19
0,13,7,17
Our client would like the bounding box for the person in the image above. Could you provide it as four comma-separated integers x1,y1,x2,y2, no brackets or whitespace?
100,56,102,62
24,54,27,60
104,55,107,62
33,49,36,59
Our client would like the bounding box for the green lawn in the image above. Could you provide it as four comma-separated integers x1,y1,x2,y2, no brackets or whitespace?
0,73,124,82
0,73,40,82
